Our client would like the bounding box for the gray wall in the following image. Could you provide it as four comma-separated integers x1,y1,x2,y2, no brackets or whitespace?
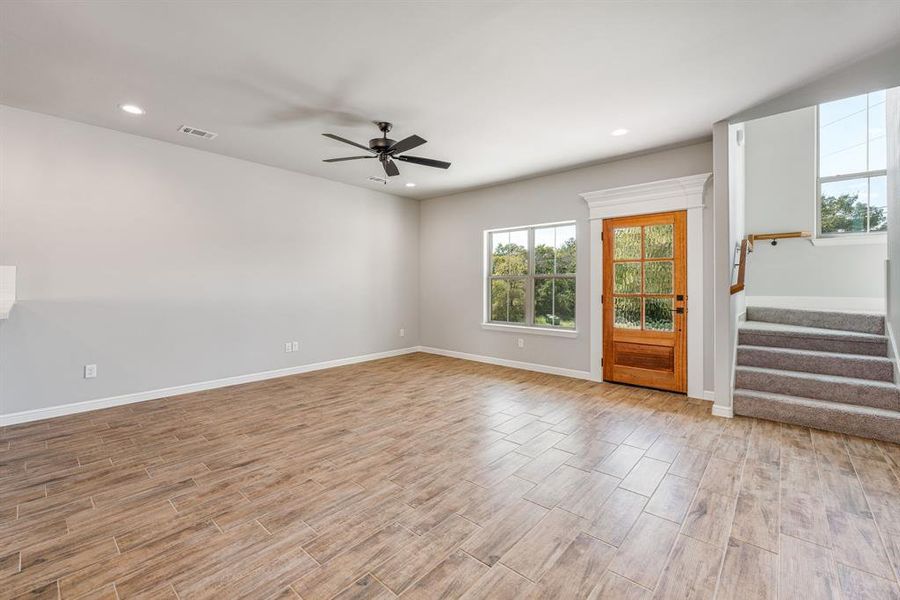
419,141,713,380
0,107,420,416
744,107,886,301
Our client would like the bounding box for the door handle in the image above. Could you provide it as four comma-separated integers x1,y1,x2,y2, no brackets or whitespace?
671,307,685,314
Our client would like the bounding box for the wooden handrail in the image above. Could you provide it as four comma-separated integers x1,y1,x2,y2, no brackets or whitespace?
730,231,810,295
748,231,811,243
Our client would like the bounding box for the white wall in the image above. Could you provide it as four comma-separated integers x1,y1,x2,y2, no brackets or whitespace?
0,107,420,417
418,142,713,383
743,106,886,305
887,89,900,339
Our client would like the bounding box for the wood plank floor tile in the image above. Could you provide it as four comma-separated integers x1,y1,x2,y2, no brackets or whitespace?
589,571,651,599
716,537,777,600
836,563,900,600
460,500,548,567
459,564,533,600
607,512,679,589
779,533,840,600
584,487,647,547
524,532,615,599
644,473,697,524
399,549,489,600
731,459,780,551
652,534,721,600
680,487,736,546
499,508,587,581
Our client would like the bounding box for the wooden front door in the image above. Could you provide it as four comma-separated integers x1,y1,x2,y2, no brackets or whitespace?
602,211,687,393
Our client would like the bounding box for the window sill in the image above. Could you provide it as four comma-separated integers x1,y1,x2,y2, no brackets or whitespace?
810,234,886,247
481,322,578,338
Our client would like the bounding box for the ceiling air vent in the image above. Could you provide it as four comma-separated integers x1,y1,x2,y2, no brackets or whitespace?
178,125,218,140
367,176,388,185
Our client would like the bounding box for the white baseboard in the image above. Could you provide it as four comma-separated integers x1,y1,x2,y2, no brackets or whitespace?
416,346,595,381
745,295,885,313
886,320,900,386
711,404,734,418
0,347,420,426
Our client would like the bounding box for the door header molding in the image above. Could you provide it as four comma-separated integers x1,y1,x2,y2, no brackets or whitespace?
580,173,711,220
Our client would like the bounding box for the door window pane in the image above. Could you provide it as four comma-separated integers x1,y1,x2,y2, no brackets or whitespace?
644,261,673,295
614,297,641,329
645,298,674,331
644,224,673,258
614,262,641,294
613,227,641,260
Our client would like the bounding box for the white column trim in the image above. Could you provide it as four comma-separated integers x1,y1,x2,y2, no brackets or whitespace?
580,173,712,398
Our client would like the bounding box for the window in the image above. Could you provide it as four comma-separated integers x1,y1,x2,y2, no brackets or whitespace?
487,222,576,330
817,90,887,235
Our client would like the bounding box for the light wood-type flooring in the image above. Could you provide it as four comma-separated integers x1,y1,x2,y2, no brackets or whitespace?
2,353,900,599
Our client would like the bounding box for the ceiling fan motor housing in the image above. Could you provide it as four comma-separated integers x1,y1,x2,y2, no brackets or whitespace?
369,137,395,152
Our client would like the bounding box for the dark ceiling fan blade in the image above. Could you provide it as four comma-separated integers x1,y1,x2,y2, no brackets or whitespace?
389,135,427,154
383,158,400,177
323,156,375,162
396,155,451,169
322,133,373,153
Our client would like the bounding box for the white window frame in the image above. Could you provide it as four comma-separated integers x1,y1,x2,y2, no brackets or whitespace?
815,94,887,239
483,221,577,337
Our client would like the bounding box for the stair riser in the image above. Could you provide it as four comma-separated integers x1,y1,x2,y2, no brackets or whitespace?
735,369,898,411
736,347,894,382
738,331,887,357
734,394,900,444
746,307,885,335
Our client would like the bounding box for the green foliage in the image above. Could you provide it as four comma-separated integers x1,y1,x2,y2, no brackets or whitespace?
821,192,886,234
491,243,527,275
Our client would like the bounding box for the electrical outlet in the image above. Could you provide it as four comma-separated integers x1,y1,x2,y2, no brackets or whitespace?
84,364,97,379
291,341,299,352
399,328,405,338
284,342,293,353
517,338,525,348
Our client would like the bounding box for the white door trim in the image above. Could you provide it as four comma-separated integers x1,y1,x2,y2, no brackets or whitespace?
580,173,712,398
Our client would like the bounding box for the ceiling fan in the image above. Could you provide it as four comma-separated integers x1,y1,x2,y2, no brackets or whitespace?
322,121,451,178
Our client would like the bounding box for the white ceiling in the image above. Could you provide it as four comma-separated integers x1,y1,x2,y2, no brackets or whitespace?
2,1,899,199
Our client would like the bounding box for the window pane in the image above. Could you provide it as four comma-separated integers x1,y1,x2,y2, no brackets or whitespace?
614,262,641,294
613,227,641,260
820,178,869,234
490,279,509,321
870,175,887,232
645,297,674,331
491,279,526,323
534,227,555,275
644,224,673,258
869,93,886,171
534,278,554,326
644,261,673,294
614,297,641,329
556,225,577,274
491,230,528,275
509,279,526,322
555,278,576,328
819,93,867,177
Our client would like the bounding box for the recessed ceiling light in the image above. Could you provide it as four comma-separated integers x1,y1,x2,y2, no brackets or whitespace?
611,128,629,136
405,182,416,188
119,104,145,115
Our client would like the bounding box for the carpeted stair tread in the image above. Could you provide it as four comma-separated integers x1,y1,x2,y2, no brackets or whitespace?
746,306,885,335
734,365,898,411
733,389,900,444
736,345,894,382
738,321,888,356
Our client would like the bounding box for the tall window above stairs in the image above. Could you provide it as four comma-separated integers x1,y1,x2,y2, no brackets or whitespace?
817,90,887,235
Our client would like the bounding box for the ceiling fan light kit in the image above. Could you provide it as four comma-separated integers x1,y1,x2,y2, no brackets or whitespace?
322,121,451,178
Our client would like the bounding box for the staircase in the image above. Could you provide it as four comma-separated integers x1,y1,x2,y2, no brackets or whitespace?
733,307,900,443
